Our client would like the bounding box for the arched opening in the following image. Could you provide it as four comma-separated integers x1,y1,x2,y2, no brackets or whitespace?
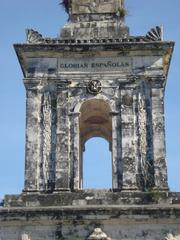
83,137,112,189
79,99,112,189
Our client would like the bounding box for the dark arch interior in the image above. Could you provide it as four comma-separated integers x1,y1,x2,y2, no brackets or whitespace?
79,99,112,189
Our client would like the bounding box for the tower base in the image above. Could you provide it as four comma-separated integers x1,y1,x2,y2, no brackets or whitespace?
1,191,180,240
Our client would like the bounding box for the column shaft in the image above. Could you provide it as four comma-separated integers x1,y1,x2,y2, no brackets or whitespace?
152,88,168,190
69,112,80,190
121,88,138,190
112,112,122,190
55,90,70,191
24,89,42,191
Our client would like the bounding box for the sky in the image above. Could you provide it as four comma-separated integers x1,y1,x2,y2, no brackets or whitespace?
0,0,180,199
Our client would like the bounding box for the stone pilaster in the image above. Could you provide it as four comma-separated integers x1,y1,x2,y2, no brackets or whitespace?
24,80,42,192
69,112,80,190
151,86,168,190
55,86,70,191
111,111,122,190
49,93,57,191
121,88,138,191
136,80,155,190
39,91,55,192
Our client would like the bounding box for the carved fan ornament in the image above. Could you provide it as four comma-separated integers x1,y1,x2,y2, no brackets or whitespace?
26,29,43,44
145,26,163,41
88,228,111,240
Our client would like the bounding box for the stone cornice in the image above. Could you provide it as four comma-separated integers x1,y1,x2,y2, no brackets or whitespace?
14,41,174,52
25,27,165,45
14,40,174,79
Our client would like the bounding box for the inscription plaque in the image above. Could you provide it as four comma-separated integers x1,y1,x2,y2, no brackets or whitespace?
26,56,163,75
58,57,131,73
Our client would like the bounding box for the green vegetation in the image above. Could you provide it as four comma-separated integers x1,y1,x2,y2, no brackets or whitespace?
60,0,69,14
117,7,127,18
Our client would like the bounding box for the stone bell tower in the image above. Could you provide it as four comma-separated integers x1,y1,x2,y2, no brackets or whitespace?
18,0,169,193
1,1,180,240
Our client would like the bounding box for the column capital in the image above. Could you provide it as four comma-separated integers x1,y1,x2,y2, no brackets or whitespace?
23,78,41,90
109,111,119,116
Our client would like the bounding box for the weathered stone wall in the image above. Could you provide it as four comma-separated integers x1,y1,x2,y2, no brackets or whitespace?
70,0,124,14
60,0,128,40
0,204,180,240
18,44,171,193
1,2,177,240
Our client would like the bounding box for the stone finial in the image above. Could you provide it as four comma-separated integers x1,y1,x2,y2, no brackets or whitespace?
165,234,180,240
88,228,111,240
21,233,31,240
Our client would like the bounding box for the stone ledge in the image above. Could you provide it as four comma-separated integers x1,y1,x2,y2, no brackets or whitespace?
3,191,180,208
0,204,180,224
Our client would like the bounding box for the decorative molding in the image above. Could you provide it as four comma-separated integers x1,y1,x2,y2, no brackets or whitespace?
57,80,71,90
25,28,164,45
23,79,41,91
21,233,31,240
87,80,102,94
26,29,43,44
88,228,111,240
166,234,180,240
145,26,162,41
